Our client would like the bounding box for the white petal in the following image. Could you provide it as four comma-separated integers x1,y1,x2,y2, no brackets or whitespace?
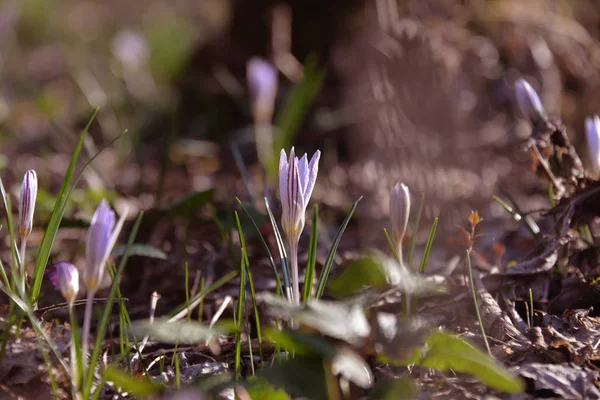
297,153,309,201
303,150,321,205
279,149,289,213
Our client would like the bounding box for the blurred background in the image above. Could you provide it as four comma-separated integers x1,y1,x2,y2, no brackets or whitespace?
3,0,600,253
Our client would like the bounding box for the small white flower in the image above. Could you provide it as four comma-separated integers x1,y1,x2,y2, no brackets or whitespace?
586,115,600,173
515,79,546,125
390,183,410,249
48,261,79,307
279,147,320,243
18,170,37,239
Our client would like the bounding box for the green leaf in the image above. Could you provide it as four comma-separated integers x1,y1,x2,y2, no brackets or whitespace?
328,256,387,297
370,378,416,400
260,355,327,400
103,365,163,397
328,252,440,298
166,189,214,217
261,293,370,346
246,377,290,400
112,244,167,260
130,318,223,345
414,331,524,393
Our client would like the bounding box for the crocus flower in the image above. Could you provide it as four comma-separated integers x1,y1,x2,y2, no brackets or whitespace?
586,115,600,173
84,199,125,293
18,170,37,240
247,57,278,123
279,147,320,244
279,147,320,304
390,183,410,265
48,261,79,307
82,199,127,358
515,79,547,126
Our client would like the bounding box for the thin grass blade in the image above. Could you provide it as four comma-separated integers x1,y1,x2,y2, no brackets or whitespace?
29,108,99,305
237,198,282,295
315,197,362,299
302,205,319,302
418,218,438,274
264,198,292,302
408,192,425,270
234,211,263,366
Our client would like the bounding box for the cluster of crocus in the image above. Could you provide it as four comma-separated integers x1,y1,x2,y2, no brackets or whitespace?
279,147,320,304
389,183,411,266
47,199,126,359
514,79,547,127
586,115,600,174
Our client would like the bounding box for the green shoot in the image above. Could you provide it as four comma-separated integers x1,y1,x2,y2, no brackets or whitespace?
234,211,263,367
466,249,491,356
302,205,318,302
418,218,438,274
408,192,425,270
264,198,292,302
315,197,361,299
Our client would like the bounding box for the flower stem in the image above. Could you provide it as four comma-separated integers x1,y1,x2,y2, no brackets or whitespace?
19,238,27,295
82,291,95,362
289,240,300,305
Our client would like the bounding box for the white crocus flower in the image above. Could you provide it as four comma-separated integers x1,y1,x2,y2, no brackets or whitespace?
279,147,320,304
389,183,410,266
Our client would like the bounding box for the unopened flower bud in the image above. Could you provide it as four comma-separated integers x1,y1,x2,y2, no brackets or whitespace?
515,79,547,126
48,261,79,306
390,183,410,263
586,115,600,173
85,200,126,294
18,170,37,239
247,57,278,123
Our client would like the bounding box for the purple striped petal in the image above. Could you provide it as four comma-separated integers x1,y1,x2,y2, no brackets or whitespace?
18,170,37,238
85,199,116,292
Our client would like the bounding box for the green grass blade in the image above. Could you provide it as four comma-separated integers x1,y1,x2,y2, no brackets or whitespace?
237,198,283,295
0,284,72,385
234,245,246,380
29,108,99,305
83,211,144,399
169,270,239,321
315,197,362,299
418,218,438,274
466,249,491,356
302,205,319,302
383,228,399,262
495,192,540,239
0,178,20,294
264,198,292,302
234,211,263,368
408,192,425,270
